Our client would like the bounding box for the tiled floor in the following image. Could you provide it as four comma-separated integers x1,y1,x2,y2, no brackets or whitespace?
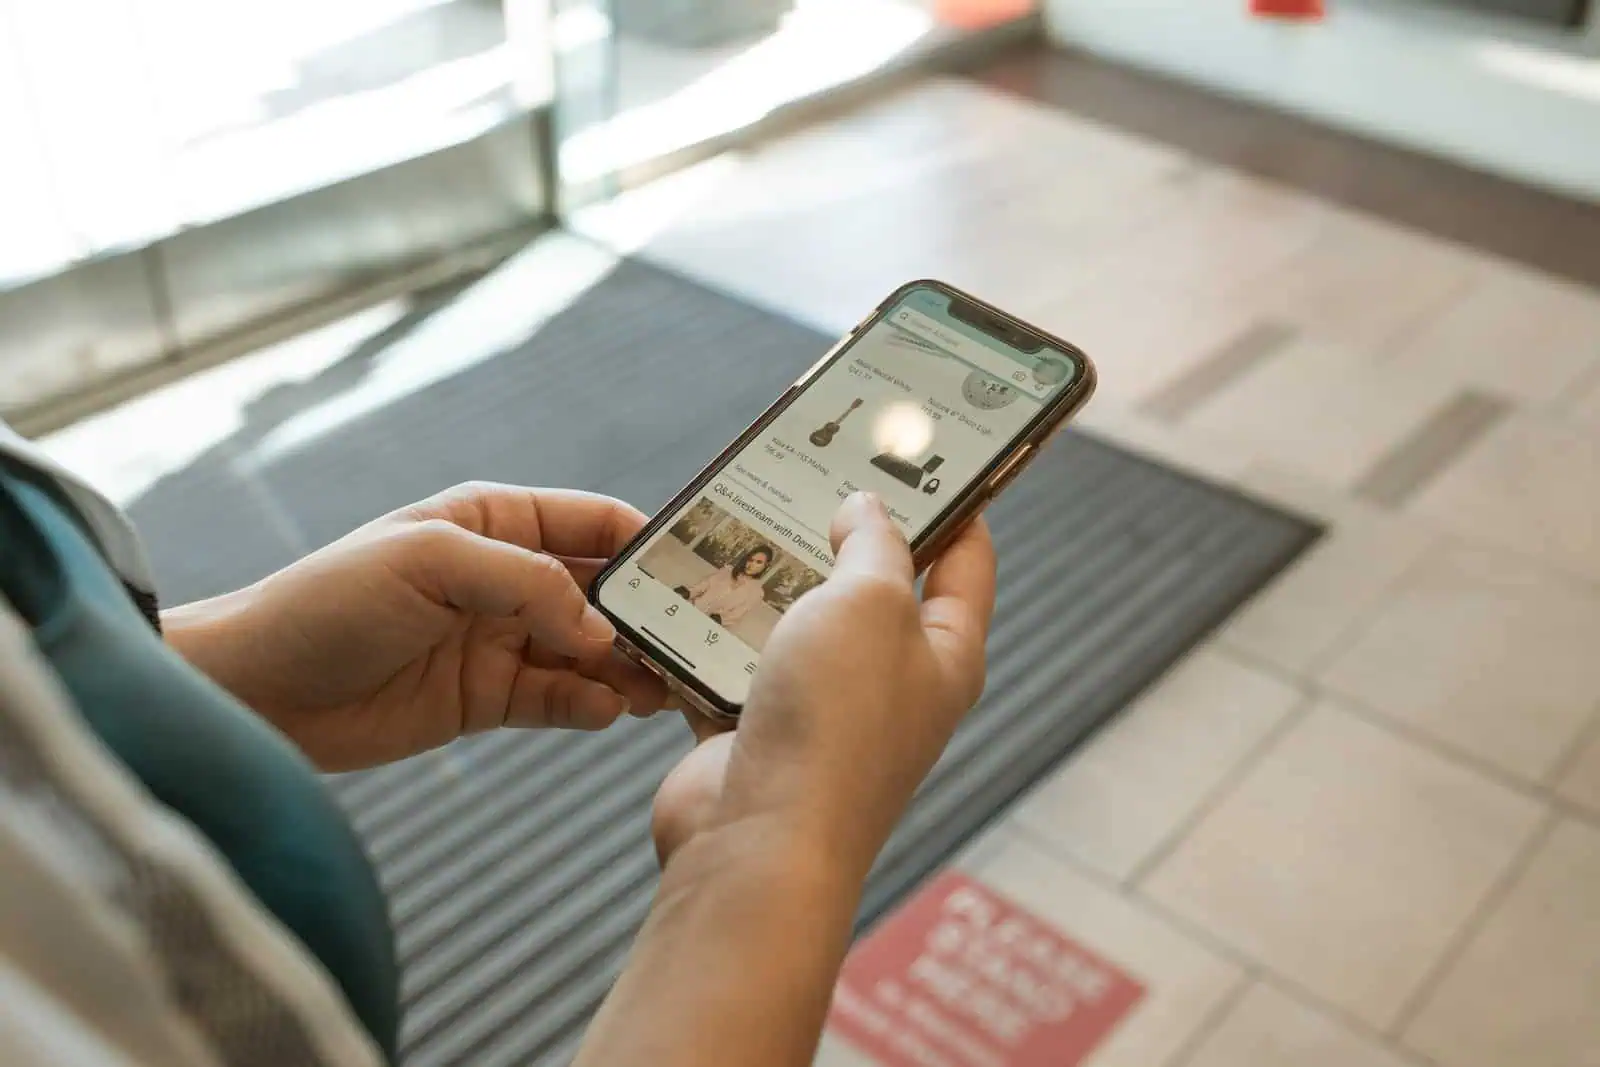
971,839,1248,1067
39,44,1600,1067
1317,546,1600,783
575,56,1600,1067
1143,703,1544,1031
1183,984,1414,1067
1403,819,1600,1067
1014,649,1305,883
1411,413,1600,585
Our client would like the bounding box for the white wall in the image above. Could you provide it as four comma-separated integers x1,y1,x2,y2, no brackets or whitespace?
1043,0,1600,201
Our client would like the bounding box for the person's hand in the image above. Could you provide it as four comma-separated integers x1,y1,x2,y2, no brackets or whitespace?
574,496,992,1067
652,493,996,881
164,482,668,771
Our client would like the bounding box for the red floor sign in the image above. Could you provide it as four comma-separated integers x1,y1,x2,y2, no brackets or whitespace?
829,873,1146,1067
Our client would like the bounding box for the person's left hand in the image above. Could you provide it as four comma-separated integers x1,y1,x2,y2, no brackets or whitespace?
164,482,668,771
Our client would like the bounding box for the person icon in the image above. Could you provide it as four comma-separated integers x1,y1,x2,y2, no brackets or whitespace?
682,544,773,627
1033,358,1070,386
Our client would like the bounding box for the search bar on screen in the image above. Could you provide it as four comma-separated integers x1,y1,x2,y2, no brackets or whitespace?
891,308,1052,399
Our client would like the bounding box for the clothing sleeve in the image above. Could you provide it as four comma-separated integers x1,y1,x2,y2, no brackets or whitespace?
0,603,387,1067
718,580,765,626
0,956,203,1067
0,424,157,602
687,569,720,601
0,420,386,1067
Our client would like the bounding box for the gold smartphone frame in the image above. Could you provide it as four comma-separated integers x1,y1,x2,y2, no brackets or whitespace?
588,279,1098,719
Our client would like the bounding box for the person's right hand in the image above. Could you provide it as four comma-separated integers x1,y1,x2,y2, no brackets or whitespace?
652,492,996,882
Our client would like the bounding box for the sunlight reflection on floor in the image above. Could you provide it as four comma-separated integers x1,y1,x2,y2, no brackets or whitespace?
39,233,624,507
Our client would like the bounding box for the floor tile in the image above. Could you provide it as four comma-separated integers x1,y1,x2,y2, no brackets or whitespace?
970,839,1245,1067
1254,211,1476,356
617,79,1198,333
1183,334,1460,489
1142,701,1545,1029
606,83,1323,409
1229,460,1380,527
1184,984,1412,1067
1053,170,1331,311
1351,390,1511,509
1219,467,1436,674
1030,282,1264,411
1403,819,1600,1067
1573,367,1600,430
1391,258,1600,405
1016,650,1302,881
631,151,1160,336
1554,723,1600,818
630,174,950,333
1071,407,1260,488
815,1033,880,1067
1411,413,1600,583
1319,545,1600,782
1141,321,1299,422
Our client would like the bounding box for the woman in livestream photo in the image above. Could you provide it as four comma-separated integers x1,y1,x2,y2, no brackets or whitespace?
679,544,774,626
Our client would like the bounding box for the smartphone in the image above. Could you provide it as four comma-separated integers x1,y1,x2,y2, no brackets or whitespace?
589,280,1096,719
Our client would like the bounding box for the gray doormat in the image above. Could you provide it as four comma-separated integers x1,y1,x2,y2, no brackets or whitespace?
126,257,1320,1067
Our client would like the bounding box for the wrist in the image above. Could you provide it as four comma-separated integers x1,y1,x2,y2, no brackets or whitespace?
163,585,263,700
663,812,868,913
581,806,865,1067
712,758,910,884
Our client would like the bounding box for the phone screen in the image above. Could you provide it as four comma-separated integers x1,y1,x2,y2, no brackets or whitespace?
595,284,1085,709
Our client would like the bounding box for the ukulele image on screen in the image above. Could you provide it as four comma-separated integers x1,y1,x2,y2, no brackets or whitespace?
809,398,863,448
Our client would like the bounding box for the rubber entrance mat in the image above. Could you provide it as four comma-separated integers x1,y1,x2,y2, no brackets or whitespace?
126,256,1319,1066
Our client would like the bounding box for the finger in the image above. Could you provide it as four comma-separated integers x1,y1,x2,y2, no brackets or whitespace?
406,521,614,657
920,517,997,708
582,650,671,718
920,518,997,709
526,490,648,559
558,556,608,590
544,631,670,718
652,732,735,865
828,492,913,587
521,640,669,719
505,665,630,731
433,484,648,559
922,517,998,631
680,707,734,743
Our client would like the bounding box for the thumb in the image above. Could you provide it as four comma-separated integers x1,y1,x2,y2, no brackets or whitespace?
828,492,913,587
651,731,735,866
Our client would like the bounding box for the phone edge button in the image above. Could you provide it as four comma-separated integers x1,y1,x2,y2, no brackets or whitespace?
988,445,1036,495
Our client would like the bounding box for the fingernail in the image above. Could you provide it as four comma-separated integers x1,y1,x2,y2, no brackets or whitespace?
618,698,634,718
846,491,884,517
581,605,615,643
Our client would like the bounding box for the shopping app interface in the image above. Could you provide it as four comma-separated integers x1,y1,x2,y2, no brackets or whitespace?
600,286,1080,705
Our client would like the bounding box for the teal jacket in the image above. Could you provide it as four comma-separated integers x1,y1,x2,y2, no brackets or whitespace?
0,456,399,1062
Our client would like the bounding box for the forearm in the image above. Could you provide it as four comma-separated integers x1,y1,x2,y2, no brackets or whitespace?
162,587,259,693
163,586,308,749
576,818,863,1067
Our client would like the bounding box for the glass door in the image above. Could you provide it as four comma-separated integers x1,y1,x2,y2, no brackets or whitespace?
1,0,557,419
548,0,1040,210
